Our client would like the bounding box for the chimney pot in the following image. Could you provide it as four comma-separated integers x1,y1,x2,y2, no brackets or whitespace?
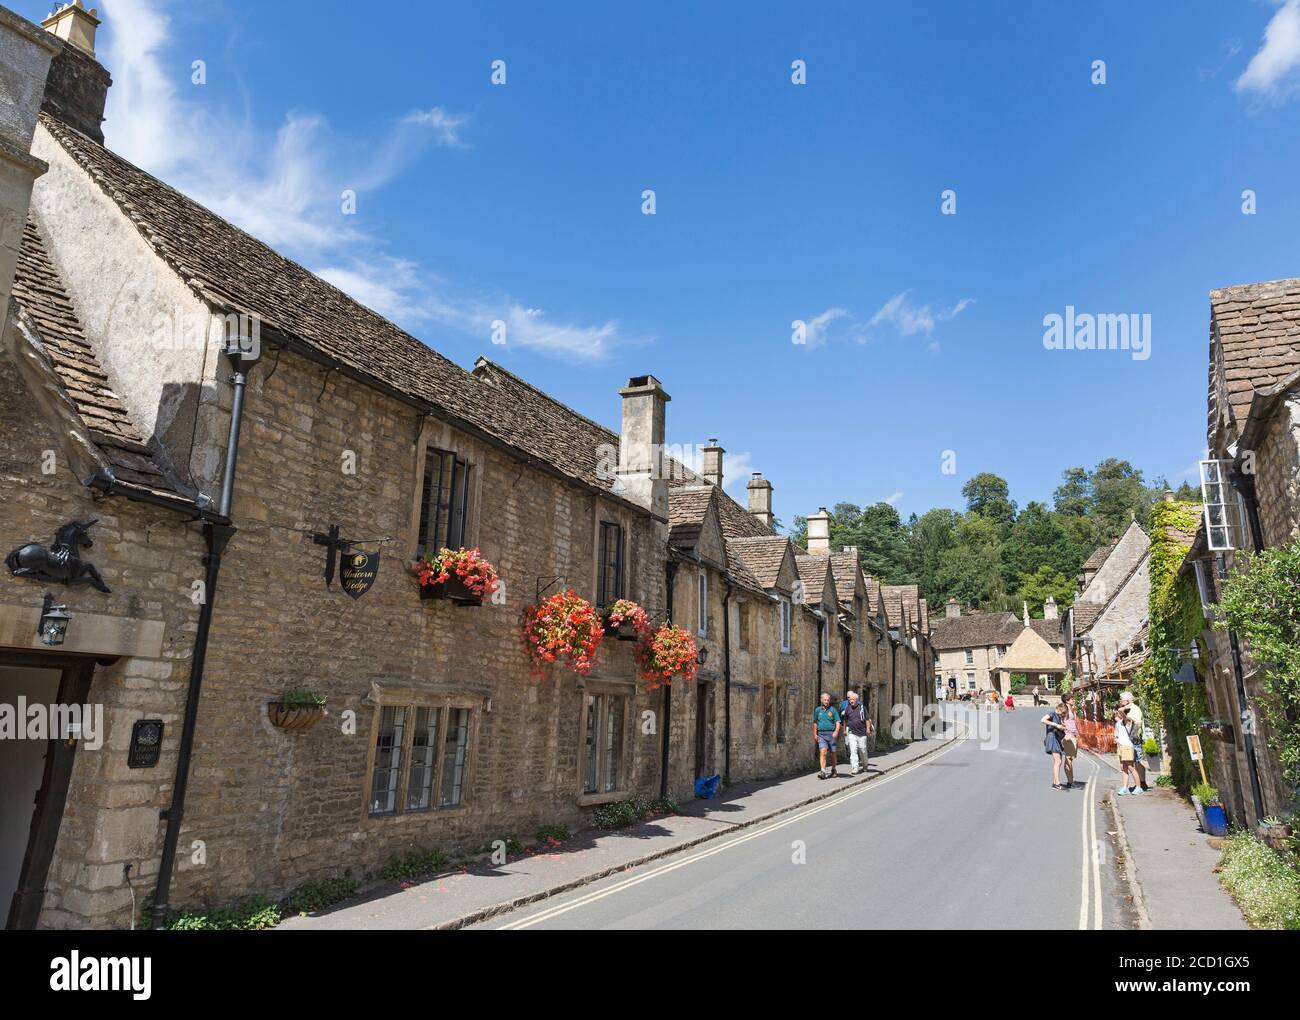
945,597,960,619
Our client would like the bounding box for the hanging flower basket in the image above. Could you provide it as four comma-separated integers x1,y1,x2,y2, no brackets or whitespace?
635,625,699,689
602,599,649,641
522,590,604,676
268,693,327,732
411,547,499,606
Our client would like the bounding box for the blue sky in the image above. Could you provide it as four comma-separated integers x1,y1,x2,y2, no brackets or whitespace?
20,1,1300,527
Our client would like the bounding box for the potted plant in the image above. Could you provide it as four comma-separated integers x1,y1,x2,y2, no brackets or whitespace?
268,690,327,732
411,547,499,606
1191,781,1228,836
522,590,604,676
602,598,648,641
1142,736,1162,773
1258,816,1293,853
634,625,699,689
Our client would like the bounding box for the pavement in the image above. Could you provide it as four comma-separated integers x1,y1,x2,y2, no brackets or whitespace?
471,707,1131,929
280,724,951,931
1088,751,1248,930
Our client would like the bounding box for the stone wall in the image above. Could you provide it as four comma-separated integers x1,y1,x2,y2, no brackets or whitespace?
0,343,203,928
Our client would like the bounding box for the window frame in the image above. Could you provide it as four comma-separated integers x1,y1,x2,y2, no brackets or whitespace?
417,445,472,556
779,597,792,653
597,520,625,608
964,649,974,665
821,615,831,661
697,569,708,638
363,687,480,822
577,681,634,805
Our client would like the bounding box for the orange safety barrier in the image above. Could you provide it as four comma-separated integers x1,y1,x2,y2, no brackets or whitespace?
1075,718,1115,754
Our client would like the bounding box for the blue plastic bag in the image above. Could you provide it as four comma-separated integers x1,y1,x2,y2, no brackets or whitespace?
694,774,721,799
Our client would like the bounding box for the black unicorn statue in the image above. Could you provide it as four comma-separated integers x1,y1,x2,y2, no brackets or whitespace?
5,519,111,593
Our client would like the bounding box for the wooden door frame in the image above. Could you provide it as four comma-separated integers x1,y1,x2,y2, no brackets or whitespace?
2,650,97,930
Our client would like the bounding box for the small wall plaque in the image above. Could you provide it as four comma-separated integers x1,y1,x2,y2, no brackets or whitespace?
128,718,163,768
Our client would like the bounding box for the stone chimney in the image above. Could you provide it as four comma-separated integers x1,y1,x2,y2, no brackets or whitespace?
1044,595,1058,620
701,438,724,488
617,375,670,518
945,597,960,619
40,2,110,144
747,472,773,530
807,507,832,555
42,1,98,55
1022,600,1030,627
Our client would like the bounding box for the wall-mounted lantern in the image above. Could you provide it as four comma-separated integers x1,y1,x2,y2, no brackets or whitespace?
38,593,71,647
696,646,709,666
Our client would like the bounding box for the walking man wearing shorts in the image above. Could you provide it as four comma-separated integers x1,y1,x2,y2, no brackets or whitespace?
813,692,841,779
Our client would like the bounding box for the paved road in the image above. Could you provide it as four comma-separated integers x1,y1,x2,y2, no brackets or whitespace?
475,706,1134,930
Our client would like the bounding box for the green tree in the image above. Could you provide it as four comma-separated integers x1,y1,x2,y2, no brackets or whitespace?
961,472,1017,529
1015,565,1075,617
907,507,961,607
1001,501,1076,592
932,513,1007,611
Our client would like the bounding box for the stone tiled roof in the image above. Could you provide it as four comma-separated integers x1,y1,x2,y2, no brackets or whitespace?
1071,603,1104,634
1209,277,1300,436
39,115,660,510
667,485,714,548
930,610,1066,651
829,552,861,606
794,554,833,607
726,536,790,589
10,218,185,500
723,540,768,597
864,577,883,616
1082,543,1114,572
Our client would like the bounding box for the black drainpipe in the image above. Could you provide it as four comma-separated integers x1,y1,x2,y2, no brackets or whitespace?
659,558,679,800
722,575,733,786
151,338,257,928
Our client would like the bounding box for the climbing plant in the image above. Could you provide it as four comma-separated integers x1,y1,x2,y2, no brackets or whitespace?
1216,535,1300,793
1135,500,1213,792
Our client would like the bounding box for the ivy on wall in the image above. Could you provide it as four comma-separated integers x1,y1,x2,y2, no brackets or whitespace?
1217,536,1300,796
1136,500,1212,792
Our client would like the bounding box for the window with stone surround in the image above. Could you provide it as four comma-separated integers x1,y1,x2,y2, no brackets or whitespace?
737,602,750,651
597,521,624,608
580,685,631,797
697,570,708,637
418,447,471,554
964,649,974,665
367,694,477,817
779,597,792,653
821,616,830,661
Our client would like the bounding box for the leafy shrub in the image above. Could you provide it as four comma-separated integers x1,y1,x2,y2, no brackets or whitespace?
535,824,571,843
590,795,678,830
1143,738,1160,755
1219,830,1300,929
380,848,448,883
1192,781,1220,805
275,689,326,706
283,875,359,914
1156,774,1175,788
163,896,284,931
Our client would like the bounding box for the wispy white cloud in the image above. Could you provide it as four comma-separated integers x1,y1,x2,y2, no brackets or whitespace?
800,292,973,353
1235,0,1300,99
884,491,904,506
97,0,627,361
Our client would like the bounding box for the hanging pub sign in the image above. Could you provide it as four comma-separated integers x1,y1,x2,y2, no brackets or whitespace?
339,549,380,600
312,524,387,600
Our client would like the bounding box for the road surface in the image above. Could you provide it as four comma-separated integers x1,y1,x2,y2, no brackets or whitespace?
474,705,1134,929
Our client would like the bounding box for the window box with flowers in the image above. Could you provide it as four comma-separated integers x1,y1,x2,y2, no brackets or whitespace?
635,625,700,689
411,547,499,606
522,590,604,676
602,599,649,642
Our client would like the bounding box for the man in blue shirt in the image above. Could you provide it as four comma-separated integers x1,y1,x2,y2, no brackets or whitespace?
813,692,841,779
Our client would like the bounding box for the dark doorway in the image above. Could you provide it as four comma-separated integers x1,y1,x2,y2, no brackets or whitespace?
694,680,714,780
2,653,95,929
